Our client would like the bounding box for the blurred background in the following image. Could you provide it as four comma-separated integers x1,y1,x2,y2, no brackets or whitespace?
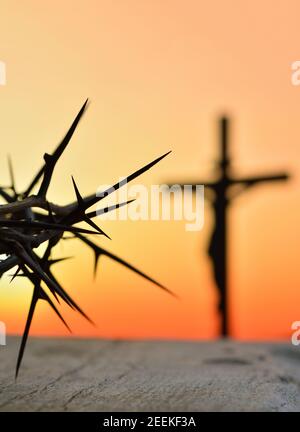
0,0,299,340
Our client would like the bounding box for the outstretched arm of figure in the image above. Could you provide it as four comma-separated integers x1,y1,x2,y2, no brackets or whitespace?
228,173,290,200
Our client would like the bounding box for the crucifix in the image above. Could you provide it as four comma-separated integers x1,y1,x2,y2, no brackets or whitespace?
168,117,290,337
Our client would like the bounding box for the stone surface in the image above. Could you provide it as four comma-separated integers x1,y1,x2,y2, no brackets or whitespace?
0,337,299,411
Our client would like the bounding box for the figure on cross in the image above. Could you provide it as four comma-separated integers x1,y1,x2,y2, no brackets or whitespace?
168,117,290,337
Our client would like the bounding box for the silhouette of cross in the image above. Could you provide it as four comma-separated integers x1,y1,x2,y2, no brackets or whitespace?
167,117,290,337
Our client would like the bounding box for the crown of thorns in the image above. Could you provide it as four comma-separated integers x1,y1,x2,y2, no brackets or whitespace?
0,100,173,377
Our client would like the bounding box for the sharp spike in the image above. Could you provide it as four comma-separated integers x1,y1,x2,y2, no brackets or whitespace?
86,199,135,219
0,219,103,235
71,176,111,239
7,155,16,194
66,151,171,218
25,99,89,197
15,288,39,378
76,233,177,298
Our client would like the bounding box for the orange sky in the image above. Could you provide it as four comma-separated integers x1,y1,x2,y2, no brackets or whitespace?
0,0,300,340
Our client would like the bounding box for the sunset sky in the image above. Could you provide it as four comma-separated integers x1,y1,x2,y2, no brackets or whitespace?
0,0,299,340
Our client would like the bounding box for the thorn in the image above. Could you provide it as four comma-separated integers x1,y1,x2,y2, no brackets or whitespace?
25,99,89,197
9,266,21,283
7,154,16,194
71,176,111,239
94,252,101,278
